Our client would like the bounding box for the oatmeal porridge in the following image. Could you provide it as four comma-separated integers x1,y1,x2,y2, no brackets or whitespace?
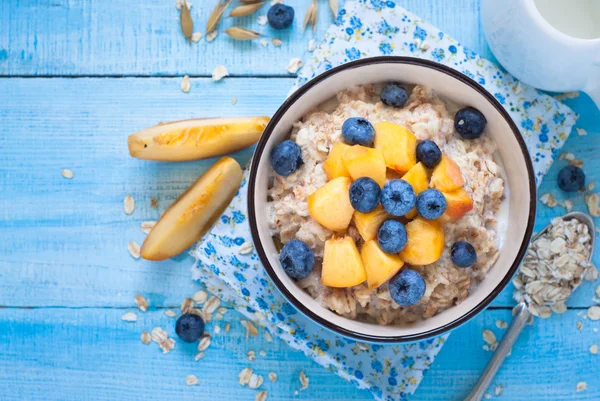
266,83,506,325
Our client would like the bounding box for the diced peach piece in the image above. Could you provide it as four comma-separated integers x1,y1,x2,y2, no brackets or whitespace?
323,142,351,181
341,145,386,187
353,205,391,242
321,237,366,288
361,240,405,289
374,121,417,174
401,162,429,219
308,177,354,232
399,217,444,266
430,156,465,192
438,188,474,223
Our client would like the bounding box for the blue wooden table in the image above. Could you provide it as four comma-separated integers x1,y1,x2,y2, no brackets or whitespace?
1,1,599,400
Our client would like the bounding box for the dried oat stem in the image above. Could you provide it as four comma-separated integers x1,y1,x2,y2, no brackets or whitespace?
225,27,261,40
228,2,264,17
180,2,194,40
240,0,262,3
329,0,338,18
206,0,232,34
303,0,318,33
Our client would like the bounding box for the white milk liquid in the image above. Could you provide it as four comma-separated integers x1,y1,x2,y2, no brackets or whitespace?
534,0,600,39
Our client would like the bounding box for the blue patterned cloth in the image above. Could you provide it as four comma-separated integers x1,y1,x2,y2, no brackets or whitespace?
191,2,577,400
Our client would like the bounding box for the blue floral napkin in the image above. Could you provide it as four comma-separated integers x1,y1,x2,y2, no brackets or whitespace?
191,1,577,400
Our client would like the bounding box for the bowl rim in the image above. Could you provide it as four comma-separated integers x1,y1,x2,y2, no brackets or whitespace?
247,56,536,343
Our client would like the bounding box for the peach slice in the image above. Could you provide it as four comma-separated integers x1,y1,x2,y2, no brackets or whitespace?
361,240,405,289
128,116,270,161
374,121,417,174
399,217,444,266
401,162,429,219
307,177,354,232
353,205,391,242
438,188,474,223
341,145,387,186
321,236,366,288
430,156,465,192
141,157,243,261
323,142,351,181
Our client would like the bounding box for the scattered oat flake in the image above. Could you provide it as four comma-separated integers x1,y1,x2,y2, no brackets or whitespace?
175,0,192,10
213,325,221,334
181,75,191,93
576,382,587,392
121,312,137,322
212,65,229,82
553,91,580,101
195,351,205,360
128,241,141,259
255,390,268,401
164,309,177,317
264,331,272,342
203,296,221,314
206,30,218,42
596,285,600,298
585,193,600,216
483,394,492,400
224,323,231,332
231,97,238,105
286,58,303,73
268,372,277,382
299,371,309,390
540,192,558,207
181,297,194,314
271,38,282,47
150,197,158,208
590,344,598,355
239,368,253,386
496,320,508,329
260,39,268,47
308,39,316,52
186,375,199,386
135,294,148,312
192,290,208,304
123,195,135,214
141,331,151,344
61,169,74,179
248,373,264,389
589,181,595,191
559,152,575,160
239,241,254,255
140,221,156,234
482,329,497,345
191,32,202,42
241,320,258,338
569,159,584,168
271,0,282,4
257,15,268,25
494,385,503,396
198,334,211,351
588,306,600,320
259,350,266,356
576,127,588,136
564,199,574,212
247,350,256,361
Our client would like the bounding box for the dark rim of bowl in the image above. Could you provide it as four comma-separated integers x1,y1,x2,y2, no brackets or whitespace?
247,56,536,343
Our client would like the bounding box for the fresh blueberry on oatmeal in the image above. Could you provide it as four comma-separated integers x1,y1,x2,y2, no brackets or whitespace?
279,240,315,279
381,179,416,216
175,313,205,343
388,268,426,306
451,241,477,268
416,140,442,168
341,117,375,146
377,219,407,254
380,83,409,108
267,4,294,30
349,177,381,213
454,107,487,139
416,189,447,220
270,139,303,176
557,165,585,192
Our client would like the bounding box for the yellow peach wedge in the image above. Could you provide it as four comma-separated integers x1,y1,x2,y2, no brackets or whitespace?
341,145,387,186
399,217,444,266
438,188,474,223
401,162,429,219
322,142,351,181
128,116,270,161
141,157,243,261
353,205,391,242
321,236,366,288
430,155,465,192
374,121,417,174
361,240,405,289
307,177,354,232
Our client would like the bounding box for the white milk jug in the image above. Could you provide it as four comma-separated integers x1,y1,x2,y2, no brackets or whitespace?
481,0,600,107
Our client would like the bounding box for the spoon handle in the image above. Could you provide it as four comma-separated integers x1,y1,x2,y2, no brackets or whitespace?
463,302,532,401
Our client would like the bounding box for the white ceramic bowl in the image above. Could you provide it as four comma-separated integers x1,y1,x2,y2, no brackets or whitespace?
248,57,536,343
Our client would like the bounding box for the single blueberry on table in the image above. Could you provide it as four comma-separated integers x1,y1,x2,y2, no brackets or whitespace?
380,83,409,108
454,107,487,139
416,189,447,220
557,165,585,192
416,140,442,168
279,240,315,279
377,219,407,254
388,268,426,306
267,4,294,30
270,139,303,176
341,117,375,146
381,179,416,216
175,313,205,343
349,177,381,213
451,241,477,268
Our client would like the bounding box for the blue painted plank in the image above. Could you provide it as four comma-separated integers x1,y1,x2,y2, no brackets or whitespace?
0,0,492,76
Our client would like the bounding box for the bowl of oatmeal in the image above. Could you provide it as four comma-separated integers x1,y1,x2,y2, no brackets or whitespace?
248,57,536,342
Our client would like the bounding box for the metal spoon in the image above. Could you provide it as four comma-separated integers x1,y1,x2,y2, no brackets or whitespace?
464,211,596,401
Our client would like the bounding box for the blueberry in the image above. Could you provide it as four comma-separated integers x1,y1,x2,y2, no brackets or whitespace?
175,313,205,343
381,180,416,216
388,269,426,306
267,4,294,30
557,165,585,192
270,139,303,176
454,107,487,139
416,189,447,220
377,219,407,254
279,240,315,279
450,241,477,268
380,83,409,108
416,140,442,168
349,177,381,213
341,117,375,146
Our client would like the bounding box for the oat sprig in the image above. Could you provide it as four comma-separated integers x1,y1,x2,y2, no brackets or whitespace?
180,2,194,40
206,0,232,34
225,27,261,40
229,2,264,17
329,0,338,17
303,0,318,32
